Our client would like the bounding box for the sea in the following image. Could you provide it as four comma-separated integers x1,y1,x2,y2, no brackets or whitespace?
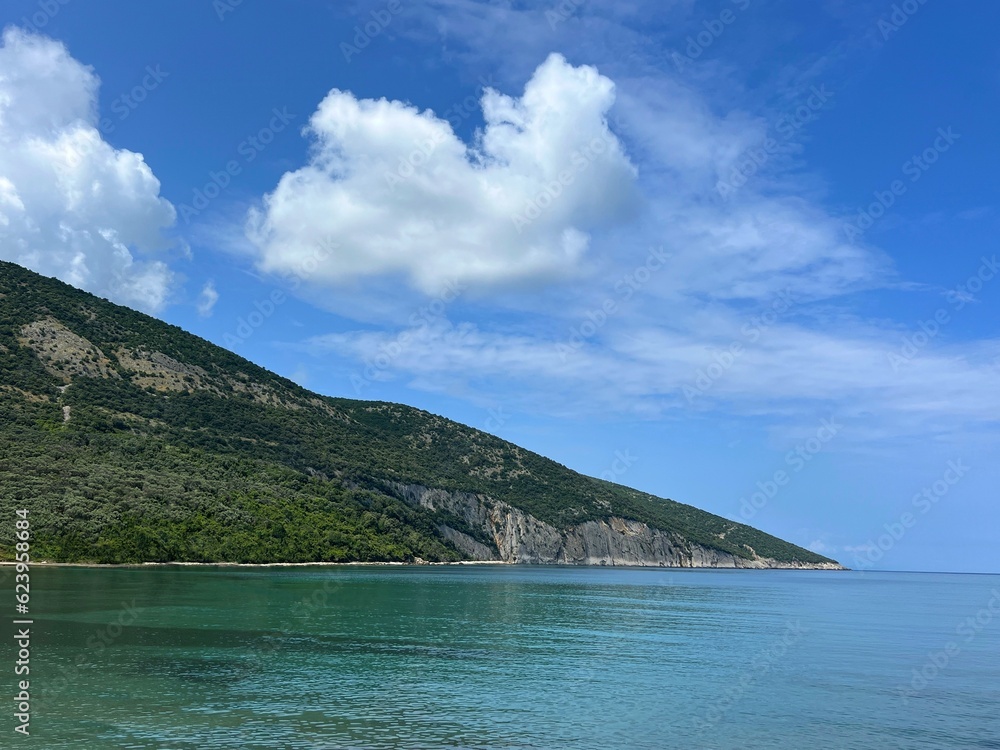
18,565,1000,749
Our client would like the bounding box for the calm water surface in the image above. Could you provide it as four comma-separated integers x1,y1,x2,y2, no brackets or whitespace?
18,566,1000,749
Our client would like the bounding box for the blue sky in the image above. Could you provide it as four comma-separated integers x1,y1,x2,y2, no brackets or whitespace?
1,0,998,572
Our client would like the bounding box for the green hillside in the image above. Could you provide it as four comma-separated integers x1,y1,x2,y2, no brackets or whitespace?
0,260,837,566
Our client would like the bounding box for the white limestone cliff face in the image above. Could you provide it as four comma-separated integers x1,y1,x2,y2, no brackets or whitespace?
388,483,843,569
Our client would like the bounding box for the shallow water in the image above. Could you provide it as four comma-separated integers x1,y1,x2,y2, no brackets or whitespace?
17,565,1000,748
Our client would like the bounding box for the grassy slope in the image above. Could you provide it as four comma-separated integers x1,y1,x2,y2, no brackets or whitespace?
0,261,836,565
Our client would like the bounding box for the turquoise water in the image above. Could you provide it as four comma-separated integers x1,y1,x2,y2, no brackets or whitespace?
14,566,1000,748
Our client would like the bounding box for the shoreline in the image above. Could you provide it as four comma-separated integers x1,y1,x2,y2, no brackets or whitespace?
0,560,846,570
0,560,509,569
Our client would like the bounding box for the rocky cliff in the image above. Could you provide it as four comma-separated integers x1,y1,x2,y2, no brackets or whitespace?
389,483,844,569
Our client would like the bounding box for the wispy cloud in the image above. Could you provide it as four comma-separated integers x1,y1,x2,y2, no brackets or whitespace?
309,312,1000,434
196,281,219,317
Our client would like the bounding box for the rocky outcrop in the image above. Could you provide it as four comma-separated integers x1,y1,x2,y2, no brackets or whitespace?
388,483,844,569
19,318,119,382
436,525,499,561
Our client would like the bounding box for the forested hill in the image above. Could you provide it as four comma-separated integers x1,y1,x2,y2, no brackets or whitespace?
0,261,839,567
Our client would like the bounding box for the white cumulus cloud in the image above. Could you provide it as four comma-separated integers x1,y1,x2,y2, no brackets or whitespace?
247,53,638,294
0,27,176,311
